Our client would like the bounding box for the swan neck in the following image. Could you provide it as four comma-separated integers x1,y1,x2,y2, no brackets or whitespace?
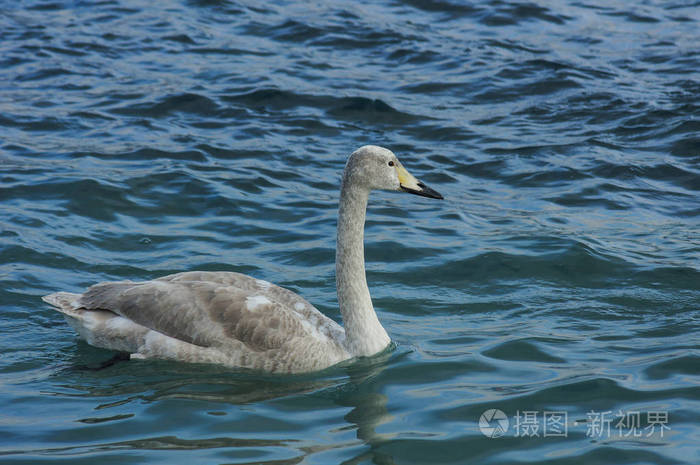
336,181,390,356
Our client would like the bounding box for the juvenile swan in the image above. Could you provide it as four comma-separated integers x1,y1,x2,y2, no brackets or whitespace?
43,146,443,373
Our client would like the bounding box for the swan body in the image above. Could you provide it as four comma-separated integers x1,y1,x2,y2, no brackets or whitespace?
43,145,443,373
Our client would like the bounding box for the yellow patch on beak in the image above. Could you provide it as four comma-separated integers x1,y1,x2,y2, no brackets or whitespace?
395,161,444,200
396,164,421,191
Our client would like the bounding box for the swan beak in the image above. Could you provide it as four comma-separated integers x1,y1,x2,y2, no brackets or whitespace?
397,164,444,200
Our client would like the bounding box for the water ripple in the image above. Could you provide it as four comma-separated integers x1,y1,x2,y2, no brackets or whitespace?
0,0,698,464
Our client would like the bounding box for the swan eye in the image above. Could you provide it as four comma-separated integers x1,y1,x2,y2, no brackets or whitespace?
388,161,394,167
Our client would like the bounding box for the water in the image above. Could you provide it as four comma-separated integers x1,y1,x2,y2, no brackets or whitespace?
1,0,698,463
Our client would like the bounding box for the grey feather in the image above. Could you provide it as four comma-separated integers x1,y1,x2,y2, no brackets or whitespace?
43,146,442,373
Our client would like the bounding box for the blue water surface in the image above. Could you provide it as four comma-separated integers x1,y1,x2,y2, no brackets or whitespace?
1,0,699,464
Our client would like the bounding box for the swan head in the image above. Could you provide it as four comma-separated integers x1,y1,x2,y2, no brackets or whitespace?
343,145,443,199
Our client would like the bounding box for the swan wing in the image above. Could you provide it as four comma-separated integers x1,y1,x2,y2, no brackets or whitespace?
78,271,343,352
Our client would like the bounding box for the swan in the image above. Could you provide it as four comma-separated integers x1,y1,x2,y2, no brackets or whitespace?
43,145,443,373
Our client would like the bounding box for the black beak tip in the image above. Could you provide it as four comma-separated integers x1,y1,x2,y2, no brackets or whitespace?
402,182,444,200
417,181,444,200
